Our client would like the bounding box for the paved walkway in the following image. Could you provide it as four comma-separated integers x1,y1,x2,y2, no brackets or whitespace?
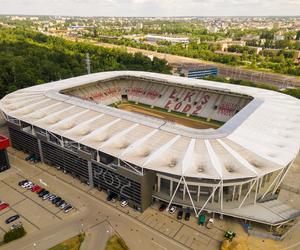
80,220,113,250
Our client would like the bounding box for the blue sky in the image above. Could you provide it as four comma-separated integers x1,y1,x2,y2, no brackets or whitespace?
0,0,299,16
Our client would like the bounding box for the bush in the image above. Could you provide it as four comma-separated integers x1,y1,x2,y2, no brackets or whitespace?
3,226,26,243
105,235,129,250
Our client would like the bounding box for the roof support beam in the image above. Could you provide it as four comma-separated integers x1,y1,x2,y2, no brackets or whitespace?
166,176,184,212
197,180,222,216
183,176,198,216
260,169,284,201
238,178,258,209
272,159,295,195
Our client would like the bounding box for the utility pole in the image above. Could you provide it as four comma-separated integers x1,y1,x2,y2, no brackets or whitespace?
85,53,91,74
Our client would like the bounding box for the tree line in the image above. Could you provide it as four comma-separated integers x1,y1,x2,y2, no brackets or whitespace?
0,28,171,98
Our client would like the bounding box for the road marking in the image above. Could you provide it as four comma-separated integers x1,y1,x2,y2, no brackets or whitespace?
39,179,48,187
152,240,168,250
10,206,40,230
2,180,63,221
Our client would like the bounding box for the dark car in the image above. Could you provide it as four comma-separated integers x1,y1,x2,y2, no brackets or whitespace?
159,203,167,212
177,209,183,220
55,200,65,207
5,215,20,224
39,190,49,198
18,180,28,186
184,207,191,221
37,188,45,195
52,197,61,204
106,193,117,202
25,154,33,161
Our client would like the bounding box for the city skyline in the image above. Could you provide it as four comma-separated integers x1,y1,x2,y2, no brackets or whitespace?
0,0,299,17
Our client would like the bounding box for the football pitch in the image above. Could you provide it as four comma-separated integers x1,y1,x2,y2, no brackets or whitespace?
114,102,222,129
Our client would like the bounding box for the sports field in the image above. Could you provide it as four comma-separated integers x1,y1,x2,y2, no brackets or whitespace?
115,102,222,129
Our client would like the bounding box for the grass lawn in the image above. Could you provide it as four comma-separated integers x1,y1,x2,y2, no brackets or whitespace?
105,235,129,250
48,233,85,250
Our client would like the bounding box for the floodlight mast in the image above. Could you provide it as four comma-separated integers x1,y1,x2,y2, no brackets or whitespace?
85,53,91,74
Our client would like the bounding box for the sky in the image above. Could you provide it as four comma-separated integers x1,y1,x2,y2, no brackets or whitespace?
0,0,299,17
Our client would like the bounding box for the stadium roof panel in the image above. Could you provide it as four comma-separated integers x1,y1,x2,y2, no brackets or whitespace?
1,71,300,181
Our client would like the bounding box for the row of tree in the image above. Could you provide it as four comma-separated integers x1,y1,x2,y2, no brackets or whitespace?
0,28,171,98
96,36,300,76
204,75,300,99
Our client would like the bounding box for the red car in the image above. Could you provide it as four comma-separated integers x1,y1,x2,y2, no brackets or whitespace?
0,203,9,211
31,185,42,193
159,203,167,212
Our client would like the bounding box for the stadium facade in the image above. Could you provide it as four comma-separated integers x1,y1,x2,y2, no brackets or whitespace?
1,71,300,225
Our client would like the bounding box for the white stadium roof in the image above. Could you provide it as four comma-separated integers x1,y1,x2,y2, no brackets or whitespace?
1,71,300,181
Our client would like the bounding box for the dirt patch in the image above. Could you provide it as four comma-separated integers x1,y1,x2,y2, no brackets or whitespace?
222,236,281,250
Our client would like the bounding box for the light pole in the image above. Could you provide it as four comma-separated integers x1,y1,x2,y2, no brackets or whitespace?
33,242,37,250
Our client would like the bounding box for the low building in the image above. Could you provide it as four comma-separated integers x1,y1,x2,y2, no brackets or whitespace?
145,35,189,44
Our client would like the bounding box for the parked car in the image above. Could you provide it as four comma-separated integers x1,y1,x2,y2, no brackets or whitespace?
106,193,117,202
206,218,214,229
177,209,183,220
159,203,167,212
60,202,69,210
120,200,128,207
36,188,46,195
25,154,33,161
10,221,22,230
31,185,41,192
167,205,177,214
5,214,20,224
184,208,191,221
18,180,28,186
26,182,34,189
21,181,33,188
52,197,61,204
64,205,73,213
42,193,51,200
48,194,57,201
198,214,206,226
39,190,49,198
0,203,9,211
56,200,64,207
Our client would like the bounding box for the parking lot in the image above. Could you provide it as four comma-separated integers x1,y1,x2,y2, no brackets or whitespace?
0,162,78,238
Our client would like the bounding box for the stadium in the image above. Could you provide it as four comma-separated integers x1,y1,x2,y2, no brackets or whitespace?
1,71,300,226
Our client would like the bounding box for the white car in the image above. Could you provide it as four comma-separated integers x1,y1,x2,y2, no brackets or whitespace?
42,193,51,200
64,205,73,213
167,206,177,214
22,181,32,188
120,200,128,207
60,203,69,210
48,194,57,201
26,183,34,189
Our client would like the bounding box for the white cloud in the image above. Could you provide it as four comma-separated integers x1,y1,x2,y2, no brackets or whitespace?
0,0,299,16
